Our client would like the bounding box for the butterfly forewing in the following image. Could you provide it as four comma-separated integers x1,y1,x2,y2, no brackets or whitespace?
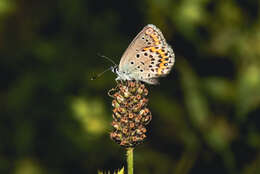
117,24,175,84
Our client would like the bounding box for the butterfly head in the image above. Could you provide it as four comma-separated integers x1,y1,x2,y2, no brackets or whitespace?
111,65,119,74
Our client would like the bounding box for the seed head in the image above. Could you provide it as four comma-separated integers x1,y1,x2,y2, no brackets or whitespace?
108,81,152,148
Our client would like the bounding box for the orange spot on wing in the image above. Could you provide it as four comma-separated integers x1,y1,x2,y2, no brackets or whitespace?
160,56,169,62
151,47,157,52
149,33,161,45
157,49,165,56
159,62,166,68
157,68,163,75
153,37,159,42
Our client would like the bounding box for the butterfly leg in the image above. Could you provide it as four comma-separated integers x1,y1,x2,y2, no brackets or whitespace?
115,77,121,84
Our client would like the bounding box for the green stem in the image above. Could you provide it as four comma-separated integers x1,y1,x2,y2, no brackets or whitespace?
126,148,134,174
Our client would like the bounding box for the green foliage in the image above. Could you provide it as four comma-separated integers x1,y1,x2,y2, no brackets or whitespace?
0,0,259,174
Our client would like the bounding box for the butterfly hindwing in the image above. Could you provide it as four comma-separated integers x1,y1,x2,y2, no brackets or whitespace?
117,24,175,84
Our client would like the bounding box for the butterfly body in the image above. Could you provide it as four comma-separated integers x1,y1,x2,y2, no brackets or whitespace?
115,24,175,85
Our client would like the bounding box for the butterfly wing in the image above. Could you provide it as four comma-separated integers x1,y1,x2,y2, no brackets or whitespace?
118,24,175,84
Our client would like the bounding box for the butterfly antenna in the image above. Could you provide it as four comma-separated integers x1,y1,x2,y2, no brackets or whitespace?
97,53,117,66
91,66,113,80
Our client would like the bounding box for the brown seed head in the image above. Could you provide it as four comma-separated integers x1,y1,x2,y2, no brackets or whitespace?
109,81,152,148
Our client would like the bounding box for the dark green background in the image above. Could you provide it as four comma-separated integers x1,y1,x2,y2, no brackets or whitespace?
1,0,260,174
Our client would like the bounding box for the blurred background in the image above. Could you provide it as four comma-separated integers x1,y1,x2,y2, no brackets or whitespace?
1,0,260,174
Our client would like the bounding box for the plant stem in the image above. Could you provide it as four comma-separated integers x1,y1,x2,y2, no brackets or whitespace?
127,148,134,174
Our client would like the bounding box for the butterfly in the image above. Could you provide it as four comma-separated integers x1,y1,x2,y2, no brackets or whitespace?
112,24,175,85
